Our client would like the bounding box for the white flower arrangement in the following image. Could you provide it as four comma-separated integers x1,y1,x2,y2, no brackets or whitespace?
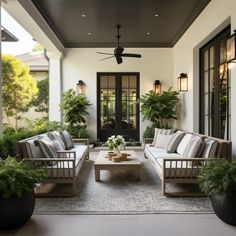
106,135,125,152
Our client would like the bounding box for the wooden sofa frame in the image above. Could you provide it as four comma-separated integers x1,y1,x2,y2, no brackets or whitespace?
17,137,89,197
144,135,232,197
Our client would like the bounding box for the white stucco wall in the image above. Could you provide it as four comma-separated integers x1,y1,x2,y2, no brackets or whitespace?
62,48,173,141
173,0,236,156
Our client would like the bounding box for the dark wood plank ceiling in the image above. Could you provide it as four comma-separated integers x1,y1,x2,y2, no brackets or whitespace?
31,0,210,48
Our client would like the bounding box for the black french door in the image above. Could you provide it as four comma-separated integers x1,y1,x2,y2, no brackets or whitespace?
199,26,231,140
97,73,140,141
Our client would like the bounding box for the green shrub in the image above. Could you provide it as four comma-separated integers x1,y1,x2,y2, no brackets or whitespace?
0,157,46,198
66,124,90,138
198,159,236,196
143,124,155,138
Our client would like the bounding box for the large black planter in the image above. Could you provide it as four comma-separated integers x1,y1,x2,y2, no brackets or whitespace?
0,191,35,230
211,193,236,226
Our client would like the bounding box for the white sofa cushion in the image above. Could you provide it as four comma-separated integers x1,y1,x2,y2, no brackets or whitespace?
166,131,185,153
176,133,192,155
201,138,219,158
26,138,43,158
52,139,64,151
154,134,170,149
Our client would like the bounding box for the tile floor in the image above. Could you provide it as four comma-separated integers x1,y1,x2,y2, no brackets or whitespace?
0,214,236,236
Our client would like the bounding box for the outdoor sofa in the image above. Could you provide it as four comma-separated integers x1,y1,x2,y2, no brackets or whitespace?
144,129,232,196
17,130,89,196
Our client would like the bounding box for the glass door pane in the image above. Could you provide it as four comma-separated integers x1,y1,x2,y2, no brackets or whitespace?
99,76,116,129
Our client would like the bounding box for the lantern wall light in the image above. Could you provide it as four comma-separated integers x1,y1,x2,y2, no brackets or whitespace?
227,29,236,63
76,80,86,95
177,73,188,92
153,80,162,94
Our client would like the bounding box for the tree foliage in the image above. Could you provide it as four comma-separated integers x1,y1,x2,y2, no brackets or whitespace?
2,55,38,132
140,88,179,128
30,77,49,113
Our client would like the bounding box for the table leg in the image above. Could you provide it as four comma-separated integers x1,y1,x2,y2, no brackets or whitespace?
95,167,100,181
134,168,141,181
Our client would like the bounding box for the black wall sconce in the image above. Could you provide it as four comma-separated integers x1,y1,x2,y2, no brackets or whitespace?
76,80,85,95
177,73,188,92
227,29,236,63
153,80,161,94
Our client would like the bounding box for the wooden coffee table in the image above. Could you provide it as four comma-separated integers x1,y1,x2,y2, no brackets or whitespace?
94,151,141,181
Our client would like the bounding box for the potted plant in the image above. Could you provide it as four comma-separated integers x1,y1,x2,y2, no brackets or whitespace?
61,89,91,138
0,157,46,230
140,87,179,128
198,159,236,226
106,135,125,154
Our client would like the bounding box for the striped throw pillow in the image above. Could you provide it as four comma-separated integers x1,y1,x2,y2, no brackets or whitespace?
34,137,58,159
59,130,74,150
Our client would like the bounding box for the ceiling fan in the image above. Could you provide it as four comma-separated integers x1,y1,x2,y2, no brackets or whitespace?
97,25,142,64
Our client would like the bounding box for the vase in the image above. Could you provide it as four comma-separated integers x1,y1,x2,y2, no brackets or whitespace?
115,146,121,155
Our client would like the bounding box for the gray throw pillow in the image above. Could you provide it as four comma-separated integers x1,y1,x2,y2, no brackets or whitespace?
34,137,58,159
166,131,185,153
201,138,219,158
59,130,74,150
48,131,65,149
52,139,64,151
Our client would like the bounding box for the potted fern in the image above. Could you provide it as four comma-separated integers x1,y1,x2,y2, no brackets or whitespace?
199,159,236,226
0,157,46,230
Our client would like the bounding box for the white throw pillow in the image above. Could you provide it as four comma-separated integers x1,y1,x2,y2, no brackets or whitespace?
154,134,170,149
176,133,192,155
183,135,205,158
152,128,175,145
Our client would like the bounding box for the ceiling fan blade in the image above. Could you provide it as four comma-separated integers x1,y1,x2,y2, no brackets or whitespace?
116,55,123,64
121,53,142,58
96,52,114,55
99,56,115,61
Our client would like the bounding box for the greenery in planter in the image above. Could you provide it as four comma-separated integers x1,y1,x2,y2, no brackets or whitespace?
198,159,236,196
140,88,179,128
0,157,46,198
61,89,91,138
143,124,155,139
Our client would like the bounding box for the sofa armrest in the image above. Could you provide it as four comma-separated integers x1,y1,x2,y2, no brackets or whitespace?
162,158,217,179
144,138,154,145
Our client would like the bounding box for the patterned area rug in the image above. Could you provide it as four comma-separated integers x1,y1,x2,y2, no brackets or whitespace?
35,151,212,214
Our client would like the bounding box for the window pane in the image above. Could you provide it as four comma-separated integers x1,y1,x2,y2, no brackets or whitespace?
204,50,208,71
210,47,214,68
220,38,227,63
204,72,208,93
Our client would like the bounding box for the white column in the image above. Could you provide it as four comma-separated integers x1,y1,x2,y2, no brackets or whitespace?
0,4,3,139
47,51,63,122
